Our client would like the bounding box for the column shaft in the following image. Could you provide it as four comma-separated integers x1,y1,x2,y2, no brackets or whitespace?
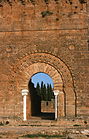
55,95,58,120
23,95,27,121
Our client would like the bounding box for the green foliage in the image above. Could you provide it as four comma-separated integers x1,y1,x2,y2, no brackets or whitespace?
36,82,54,101
40,81,44,100
36,82,41,96
19,124,29,126
73,124,81,126
41,11,53,18
22,134,64,138
0,122,4,126
43,84,47,100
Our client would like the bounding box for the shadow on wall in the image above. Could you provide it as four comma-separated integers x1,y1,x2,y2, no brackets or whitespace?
28,79,41,116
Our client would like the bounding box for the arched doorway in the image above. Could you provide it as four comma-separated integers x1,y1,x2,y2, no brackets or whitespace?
14,52,76,120
28,72,55,120
21,62,66,120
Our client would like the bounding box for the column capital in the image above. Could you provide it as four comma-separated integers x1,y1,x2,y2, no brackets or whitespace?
53,90,59,96
21,89,29,96
59,91,64,94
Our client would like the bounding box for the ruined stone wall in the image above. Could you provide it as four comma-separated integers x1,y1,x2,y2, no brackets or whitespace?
0,0,89,120
41,101,55,113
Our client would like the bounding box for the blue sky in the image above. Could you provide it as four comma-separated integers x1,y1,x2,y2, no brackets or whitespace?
31,73,54,88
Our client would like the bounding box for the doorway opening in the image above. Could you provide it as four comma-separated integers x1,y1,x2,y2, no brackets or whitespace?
28,72,55,120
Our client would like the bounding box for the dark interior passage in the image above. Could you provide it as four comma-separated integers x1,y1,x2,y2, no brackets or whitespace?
28,73,55,120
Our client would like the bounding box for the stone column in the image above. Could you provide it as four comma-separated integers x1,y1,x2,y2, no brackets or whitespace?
53,90,59,120
21,89,29,121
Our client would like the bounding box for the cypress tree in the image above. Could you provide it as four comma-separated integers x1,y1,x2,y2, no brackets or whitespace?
36,82,41,96
47,83,50,101
36,81,54,101
49,84,54,100
41,81,44,100
43,84,47,101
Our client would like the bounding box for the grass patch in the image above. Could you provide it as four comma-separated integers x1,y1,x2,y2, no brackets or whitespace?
19,124,42,127
18,124,30,126
30,125,42,127
22,134,64,138
0,122,4,126
41,11,53,17
73,124,81,126
19,124,50,127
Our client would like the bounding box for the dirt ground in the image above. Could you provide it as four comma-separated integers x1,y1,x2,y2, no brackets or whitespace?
0,125,89,139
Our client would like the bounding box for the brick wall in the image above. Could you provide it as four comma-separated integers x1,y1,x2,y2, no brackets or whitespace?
41,100,55,113
0,0,89,120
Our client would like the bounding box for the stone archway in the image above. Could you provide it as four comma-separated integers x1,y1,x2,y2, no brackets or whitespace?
27,63,64,119
14,52,76,119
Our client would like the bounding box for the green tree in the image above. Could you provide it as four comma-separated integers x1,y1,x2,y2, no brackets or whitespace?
36,81,54,101
49,84,54,100
47,83,50,101
36,82,41,96
40,81,44,100
43,84,47,101
47,83,54,101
